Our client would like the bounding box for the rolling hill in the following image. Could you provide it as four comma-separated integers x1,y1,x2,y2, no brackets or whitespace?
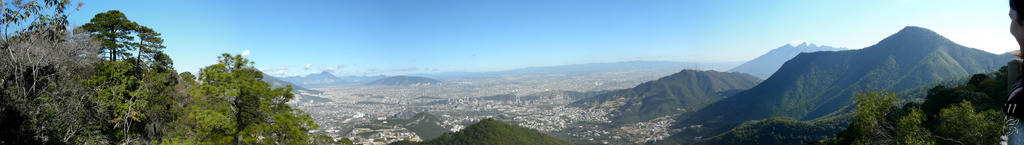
570,69,762,124
366,76,442,86
729,42,847,78
390,118,572,145
657,26,1015,144
357,112,449,140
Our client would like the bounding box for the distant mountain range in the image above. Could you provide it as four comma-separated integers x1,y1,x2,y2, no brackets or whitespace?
260,73,332,102
570,69,761,124
656,26,1015,144
390,118,572,145
272,61,739,88
280,71,387,88
729,42,847,78
419,61,742,79
366,76,442,86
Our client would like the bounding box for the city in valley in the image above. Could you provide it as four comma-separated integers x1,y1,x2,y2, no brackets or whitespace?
287,62,723,145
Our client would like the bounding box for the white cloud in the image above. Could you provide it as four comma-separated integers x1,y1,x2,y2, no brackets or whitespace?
241,50,251,57
304,64,313,70
259,65,292,77
261,65,289,72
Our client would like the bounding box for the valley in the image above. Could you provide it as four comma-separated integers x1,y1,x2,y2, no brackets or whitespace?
288,61,705,144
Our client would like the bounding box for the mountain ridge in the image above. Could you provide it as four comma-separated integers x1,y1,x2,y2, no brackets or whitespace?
280,71,387,88
729,42,847,78
570,69,762,124
658,26,1015,144
260,73,331,102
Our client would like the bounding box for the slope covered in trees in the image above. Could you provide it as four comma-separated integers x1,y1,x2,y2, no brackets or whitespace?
390,118,571,145
0,3,338,144
699,116,848,145
570,69,761,124
658,26,1014,144
815,70,1008,145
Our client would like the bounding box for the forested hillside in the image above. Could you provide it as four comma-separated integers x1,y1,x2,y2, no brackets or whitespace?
814,69,1008,145
657,26,1014,144
0,1,343,144
571,69,761,124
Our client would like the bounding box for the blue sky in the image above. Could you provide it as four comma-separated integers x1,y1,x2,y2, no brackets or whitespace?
68,0,1015,76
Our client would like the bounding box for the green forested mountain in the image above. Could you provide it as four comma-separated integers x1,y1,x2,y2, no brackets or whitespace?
358,112,449,140
390,118,572,145
570,69,761,124
658,26,1014,144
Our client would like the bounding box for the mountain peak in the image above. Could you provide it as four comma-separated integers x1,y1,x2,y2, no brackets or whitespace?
892,26,941,38
781,41,835,50
308,71,337,77
875,26,952,48
730,42,846,78
787,41,807,47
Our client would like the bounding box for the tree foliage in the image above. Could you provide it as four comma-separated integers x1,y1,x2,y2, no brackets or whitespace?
699,116,848,145
155,54,319,145
895,108,932,145
1,6,331,145
817,69,1010,145
81,10,138,61
0,26,103,144
934,101,1003,145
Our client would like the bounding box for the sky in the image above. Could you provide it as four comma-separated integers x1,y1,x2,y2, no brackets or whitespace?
68,0,1016,77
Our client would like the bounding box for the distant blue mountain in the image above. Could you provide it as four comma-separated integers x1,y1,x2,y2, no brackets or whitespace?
729,42,847,78
420,61,743,79
281,71,387,88
260,73,331,102
277,61,742,88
